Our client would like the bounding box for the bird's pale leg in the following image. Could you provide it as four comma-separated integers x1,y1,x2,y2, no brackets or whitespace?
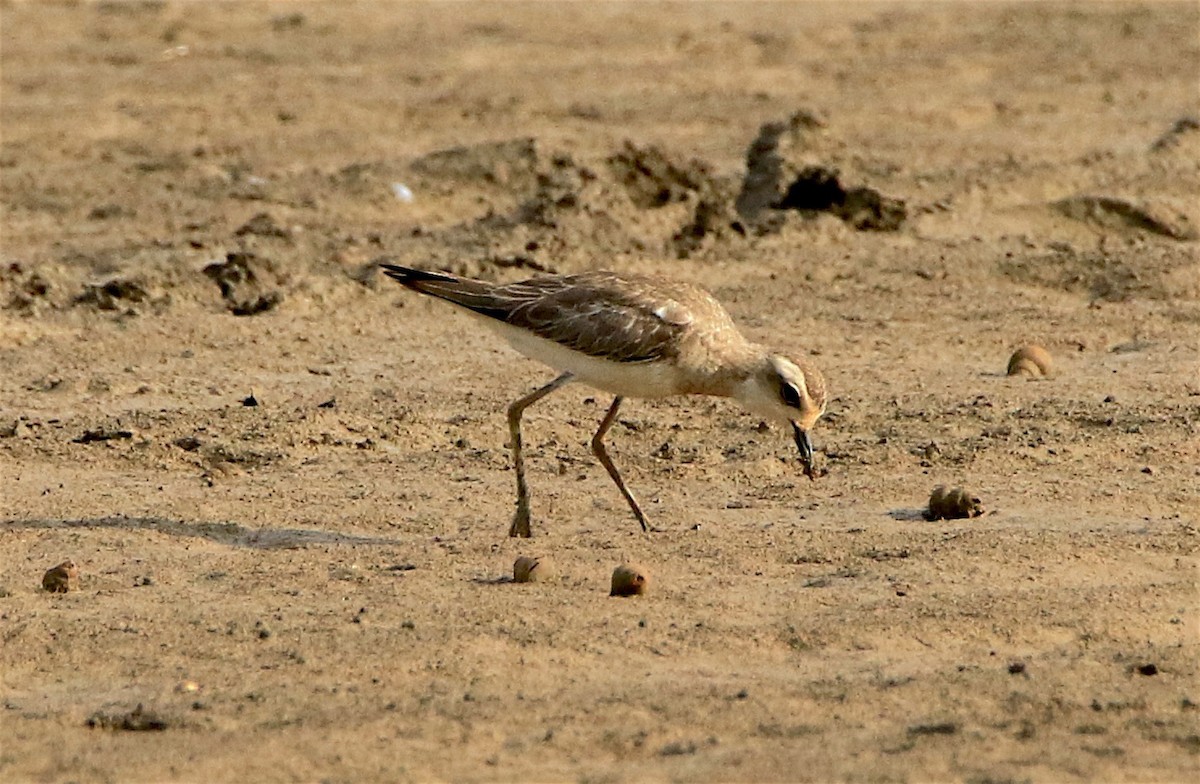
507,373,574,538
591,397,650,532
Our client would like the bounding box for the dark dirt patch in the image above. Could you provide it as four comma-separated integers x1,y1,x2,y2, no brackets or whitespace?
202,252,284,315
74,277,151,312
774,165,907,231
734,111,906,231
998,246,1196,302
86,704,171,732
1052,195,1197,241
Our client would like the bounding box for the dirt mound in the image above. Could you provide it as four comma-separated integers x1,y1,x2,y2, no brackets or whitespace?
390,137,746,272
1149,115,1200,155
735,111,906,232
202,252,285,315
411,137,542,193
392,125,908,273
998,244,1200,303
1052,195,1197,241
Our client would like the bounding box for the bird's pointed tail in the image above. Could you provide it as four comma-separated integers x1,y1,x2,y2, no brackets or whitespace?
379,263,503,318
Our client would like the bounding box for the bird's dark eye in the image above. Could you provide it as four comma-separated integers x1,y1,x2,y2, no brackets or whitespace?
781,381,802,409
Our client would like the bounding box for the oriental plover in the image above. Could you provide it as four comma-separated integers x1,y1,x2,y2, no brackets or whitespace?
381,263,827,538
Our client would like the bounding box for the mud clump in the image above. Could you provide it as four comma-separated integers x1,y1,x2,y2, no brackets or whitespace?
411,137,541,191
399,125,903,270
925,486,984,521
234,212,292,240
606,142,745,257
86,703,170,732
2,263,55,313
1007,345,1053,377
42,560,80,593
203,252,283,315
73,427,134,444
513,555,555,583
735,111,906,231
74,277,151,312
607,141,712,210
736,110,829,220
1052,195,1196,241
401,138,747,266
774,166,907,231
1149,115,1200,153
610,563,650,597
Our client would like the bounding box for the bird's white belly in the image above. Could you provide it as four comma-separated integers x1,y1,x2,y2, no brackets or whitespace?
490,321,683,398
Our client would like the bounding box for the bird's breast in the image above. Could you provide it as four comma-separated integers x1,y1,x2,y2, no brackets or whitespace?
494,321,685,398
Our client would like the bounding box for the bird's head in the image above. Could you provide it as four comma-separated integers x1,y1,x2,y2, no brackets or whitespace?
734,355,827,478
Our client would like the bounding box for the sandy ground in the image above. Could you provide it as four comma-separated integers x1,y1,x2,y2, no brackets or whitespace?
2,1,1199,782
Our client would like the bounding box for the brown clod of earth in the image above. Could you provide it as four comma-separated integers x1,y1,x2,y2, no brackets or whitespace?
925,486,984,521
73,427,134,444
202,252,283,316
234,212,292,239
1052,195,1197,241
735,111,905,231
610,563,650,597
42,560,79,593
736,110,828,221
410,137,541,190
75,277,149,311
1007,345,1053,377
607,141,711,210
513,555,554,583
774,166,907,231
86,703,170,732
1149,116,1199,153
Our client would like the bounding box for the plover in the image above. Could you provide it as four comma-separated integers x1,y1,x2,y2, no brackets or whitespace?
381,263,827,538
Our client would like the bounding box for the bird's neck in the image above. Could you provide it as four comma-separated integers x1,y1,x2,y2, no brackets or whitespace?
685,341,769,398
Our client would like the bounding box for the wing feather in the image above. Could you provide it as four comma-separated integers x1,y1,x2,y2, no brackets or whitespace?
382,265,699,364
498,274,691,363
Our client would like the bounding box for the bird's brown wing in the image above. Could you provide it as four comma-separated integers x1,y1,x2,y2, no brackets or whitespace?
381,265,695,364
495,273,694,364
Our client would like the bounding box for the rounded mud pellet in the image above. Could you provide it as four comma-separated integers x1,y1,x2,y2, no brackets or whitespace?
610,563,650,597
42,560,79,593
513,555,554,583
926,486,984,520
1007,345,1052,377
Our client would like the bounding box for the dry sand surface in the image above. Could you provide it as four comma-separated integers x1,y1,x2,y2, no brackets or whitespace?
2,1,1199,782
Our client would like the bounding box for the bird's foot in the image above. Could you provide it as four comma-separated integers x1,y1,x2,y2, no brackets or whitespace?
632,511,661,534
509,504,533,538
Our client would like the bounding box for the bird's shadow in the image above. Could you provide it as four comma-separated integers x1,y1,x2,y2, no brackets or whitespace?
2,515,403,550
887,508,930,522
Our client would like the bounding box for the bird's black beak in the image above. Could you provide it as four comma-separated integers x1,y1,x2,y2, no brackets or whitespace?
792,422,816,480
